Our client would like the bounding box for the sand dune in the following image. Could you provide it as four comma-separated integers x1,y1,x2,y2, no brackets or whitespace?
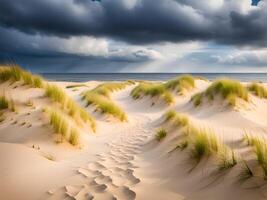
1,70,267,199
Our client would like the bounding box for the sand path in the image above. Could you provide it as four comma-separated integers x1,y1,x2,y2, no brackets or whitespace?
47,86,156,200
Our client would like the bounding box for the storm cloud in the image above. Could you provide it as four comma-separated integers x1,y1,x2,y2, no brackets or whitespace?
0,0,267,72
0,0,266,46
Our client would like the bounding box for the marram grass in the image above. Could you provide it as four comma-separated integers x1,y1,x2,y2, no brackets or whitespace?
164,110,189,127
131,75,195,105
82,82,132,121
0,95,9,110
191,79,248,107
45,84,95,131
155,128,167,141
248,82,267,99
0,65,44,88
45,108,80,146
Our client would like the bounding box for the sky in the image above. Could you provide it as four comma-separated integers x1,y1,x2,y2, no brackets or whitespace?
0,0,267,73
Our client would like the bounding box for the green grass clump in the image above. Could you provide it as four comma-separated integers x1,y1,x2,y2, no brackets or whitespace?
45,84,95,131
188,128,219,164
217,148,237,171
155,128,167,141
0,65,44,88
69,128,79,146
248,82,267,99
46,108,80,146
253,139,267,177
0,95,9,110
82,82,131,121
191,93,202,107
192,79,248,107
165,75,195,93
131,75,195,105
164,110,189,127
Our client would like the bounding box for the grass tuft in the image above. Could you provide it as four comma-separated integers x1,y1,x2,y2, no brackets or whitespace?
131,75,195,105
188,128,219,164
217,148,237,171
0,95,9,110
248,82,267,99
45,84,95,131
192,79,248,107
82,82,131,121
45,108,80,146
164,110,189,127
0,65,44,88
155,128,167,141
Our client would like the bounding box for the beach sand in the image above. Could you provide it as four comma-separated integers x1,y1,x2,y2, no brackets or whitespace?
1,78,267,200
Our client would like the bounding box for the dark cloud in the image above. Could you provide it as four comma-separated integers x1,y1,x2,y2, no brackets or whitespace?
0,0,266,46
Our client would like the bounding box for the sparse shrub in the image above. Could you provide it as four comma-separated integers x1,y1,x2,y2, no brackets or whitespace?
155,128,167,141
248,82,267,98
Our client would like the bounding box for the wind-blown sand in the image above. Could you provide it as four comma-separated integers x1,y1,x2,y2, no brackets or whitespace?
1,79,267,200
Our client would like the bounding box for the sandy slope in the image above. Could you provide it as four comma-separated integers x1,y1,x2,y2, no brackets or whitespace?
1,80,267,200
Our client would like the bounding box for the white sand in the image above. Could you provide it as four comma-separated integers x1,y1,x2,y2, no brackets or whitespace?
1,79,267,200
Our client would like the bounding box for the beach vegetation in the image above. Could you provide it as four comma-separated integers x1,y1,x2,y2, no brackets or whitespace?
82,82,131,121
131,75,195,104
191,79,248,107
0,65,44,88
164,110,189,127
45,84,95,130
248,82,267,99
155,128,167,141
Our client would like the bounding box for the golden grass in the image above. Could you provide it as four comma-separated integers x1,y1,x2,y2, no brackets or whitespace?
45,108,80,146
164,110,189,127
0,95,9,110
45,84,95,131
155,128,167,141
191,79,248,107
0,65,44,88
82,82,132,121
248,82,267,98
131,75,195,105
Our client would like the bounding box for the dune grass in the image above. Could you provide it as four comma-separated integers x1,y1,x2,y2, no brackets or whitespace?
82,82,132,121
188,128,220,163
239,161,254,182
155,128,167,141
131,75,195,105
45,108,80,146
0,65,44,88
164,110,189,127
217,148,237,171
45,84,95,131
191,79,248,107
165,75,195,93
247,82,267,99
66,84,88,89
0,95,9,110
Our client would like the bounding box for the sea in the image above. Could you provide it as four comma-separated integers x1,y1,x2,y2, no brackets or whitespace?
40,73,267,82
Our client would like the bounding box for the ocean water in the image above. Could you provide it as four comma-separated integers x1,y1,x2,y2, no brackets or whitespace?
40,73,267,82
